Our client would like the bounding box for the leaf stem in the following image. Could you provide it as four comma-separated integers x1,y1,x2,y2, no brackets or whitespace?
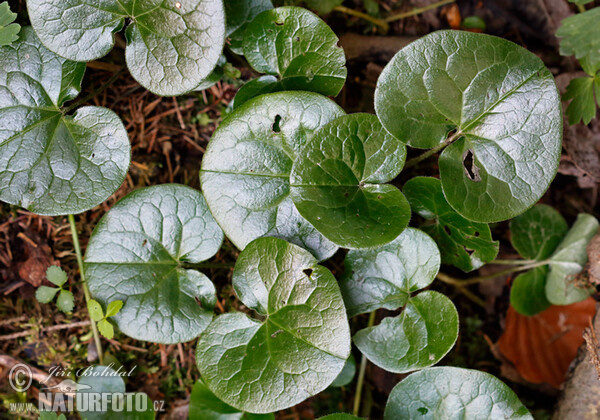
385,0,455,23
353,310,376,417
333,6,390,32
68,214,104,365
489,259,538,266
63,67,125,114
577,4,586,13
404,130,462,170
180,262,234,269
436,260,549,287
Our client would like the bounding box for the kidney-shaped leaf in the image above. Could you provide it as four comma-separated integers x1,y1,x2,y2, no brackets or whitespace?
546,213,599,305
0,28,130,216
201,91,343,260
404,177,498,272
196,237,351,413
85,184,223,344
340,228,440,317
27,0,225,96
376,30,561,223
225,0,273,55
510,266,551,317
290,113,409,249
384,367,532,419
242,7,347,97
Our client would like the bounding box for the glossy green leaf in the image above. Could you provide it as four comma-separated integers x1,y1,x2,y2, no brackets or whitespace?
232,75,279,109
0,28,130,216
304,0,344,14
509,204,568,261
510,266,551,316
189,380,275,420
563,76,597,125
0,2,20,46
384,367,532,419
85,184,223,344
105,300,123,318
56,290,74,313
290,113,409,249
27,0,226,96
196,237,351,413
403,177,498,272
226,0,273,55
546,213,599,305
376,30,561,222
201,91,343,260
330,354,356,387
340,228,440,317
46,265,68,287
242,7,347,97
354,291,458,374
35,286,59,304
97,319,115,339
87,299,104,322
557,8,600,72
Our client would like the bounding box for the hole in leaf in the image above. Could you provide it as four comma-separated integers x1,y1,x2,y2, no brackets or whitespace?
463,246,475,256
194,296,203,308
272,115,282,132
462,149,481,182
417,407,428,415
303,268,313,277
274,20,284,26
295,36,300,41
474,231,480,237
443,225,451,236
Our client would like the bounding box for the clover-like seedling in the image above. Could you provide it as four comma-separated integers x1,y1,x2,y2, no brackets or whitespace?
27,0,226,96
36,266,74,313
0,2,20,46
340,228,458,373
87,299,123,340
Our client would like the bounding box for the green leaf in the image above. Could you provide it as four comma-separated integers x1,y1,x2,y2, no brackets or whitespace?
46,265,68,287
290,113,409,249
35,286,59,304
375,30,562,223
97,319,115,340
56,290,74,313
195,55,227,91
569,0,594,4
509,204,568,261
85,184,223,344
563,76,597,125
546,213,599,305
330,354,356,388
403,177,498,272
340,228,440,317
304,0,343,14
105,300,124,318
510,266,551,316
462,16,486,30
189,379,275,420
242,7,347,97
201,91,343,260
318,415,363,420
196,237,351,413
384,367,532,419
354,291,458,374
557,8,600,72
231,75,279,109
87,299,105,322
226,0,273,55
0,2,20,46
0,28,130,216
27,0,226,96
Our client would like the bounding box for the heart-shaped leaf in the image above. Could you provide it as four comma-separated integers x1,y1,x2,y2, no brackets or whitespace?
546,213,599,305
403,177,498,272
225,0,273,55
375,30,561,223
27,0,226,96
509,204,568,261
196,237,351,413
0,28,130,216
384,367,532,419
189,379,275,420
201,91,343,260
85,184,223,344
242,6,347,97
290,113,409,249
510,266,551,316
340,228,440,317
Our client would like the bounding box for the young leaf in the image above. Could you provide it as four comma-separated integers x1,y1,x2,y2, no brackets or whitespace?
403,177,498,272
27,0,226,96
56,290,74,313
509,204,568,261
225,0,273,55
105,300,124,318
35,286,59,304
200,91,343,260
196,237,351,413
384,367,532,419
290,113,410,249
510,266,551,316
97,319,114,340
242,7,347,97
330,354,356,388
87,299,104,322
557,8,600,72
546,213,599,305
232,75,279,108
563,76,597,125
0,1,20,46
189,379,275,420
85,185,223,344
340,228,441,317
375,30,562,223
0,28,130,216
354,291,458,374
46,265,68,287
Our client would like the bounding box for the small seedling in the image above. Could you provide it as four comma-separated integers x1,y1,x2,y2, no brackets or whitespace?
35,266,74,313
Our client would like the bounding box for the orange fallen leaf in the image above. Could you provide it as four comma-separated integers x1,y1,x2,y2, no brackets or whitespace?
497,298,596,388
442,4,461,29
